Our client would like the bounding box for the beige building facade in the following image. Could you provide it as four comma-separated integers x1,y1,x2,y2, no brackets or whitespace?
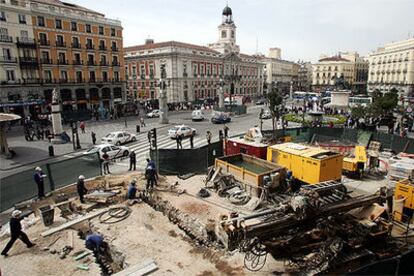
367,38,414,97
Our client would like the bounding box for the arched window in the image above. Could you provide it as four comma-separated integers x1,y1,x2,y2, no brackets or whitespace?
231,30,234,38
221,30,226,38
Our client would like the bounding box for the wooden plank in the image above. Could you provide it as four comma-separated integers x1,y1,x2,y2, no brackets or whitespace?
41,208,109,237
113,259,158,276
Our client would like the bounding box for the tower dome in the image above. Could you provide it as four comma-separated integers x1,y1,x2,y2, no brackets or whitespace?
222,5,232,16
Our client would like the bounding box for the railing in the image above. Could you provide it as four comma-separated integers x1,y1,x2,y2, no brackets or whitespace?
57,59,69,65
39,40,50,46
0,35,13,43
111,47,118,52
55,41,66,47
99,45,107,51
21,78,41,84
87,60,96,66
0,56,17,63
86,44,95,50
71,42,81,49
16,37,36,47
72,60,83,65
40,58,52,64
112,61,120,66
19,57,38,66
100,61,109,66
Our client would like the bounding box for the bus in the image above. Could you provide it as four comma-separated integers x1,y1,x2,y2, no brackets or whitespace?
293,91,319,100
349,96,372,107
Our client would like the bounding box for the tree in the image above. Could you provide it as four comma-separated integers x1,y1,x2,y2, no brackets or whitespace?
370,88,398,117
266,89,283,139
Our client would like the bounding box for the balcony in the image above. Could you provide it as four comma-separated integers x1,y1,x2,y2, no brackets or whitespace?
40,58,52,64
86,44,95,50
57,59,69,65
99,60,109,66
71,42,81,49
38,40,50,46
111,46,118,52
72,60,83,65
19,57,38,68
183,72,188,78
98,45,107,51
0,35,13,43
16,37,37,48
59,78,69,83
112,61,120,66
87,60,96,66
0,56,18,63
55,41,66,48
89,78,96,83
22,78,41,84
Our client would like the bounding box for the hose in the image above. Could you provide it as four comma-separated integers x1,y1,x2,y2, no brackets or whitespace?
98,207,131,224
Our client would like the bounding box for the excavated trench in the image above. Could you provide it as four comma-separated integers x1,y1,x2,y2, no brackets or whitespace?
77,229,126,275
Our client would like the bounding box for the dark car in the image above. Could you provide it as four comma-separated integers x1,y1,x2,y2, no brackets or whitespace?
211,114,231,124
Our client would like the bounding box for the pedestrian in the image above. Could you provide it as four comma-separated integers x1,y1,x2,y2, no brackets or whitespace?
129,151,136,171
224,125,229,138
145,165,156,191
190,133,194,149
206,131,212,145
146,158,156,170
147,131,151,145
1,210,35,257
102,152,110,174
140,117,146,127
79,121,86,133
176,134,182,149
33,167,47,199
77,175,88,203
91,131,96,145
218,130,224,141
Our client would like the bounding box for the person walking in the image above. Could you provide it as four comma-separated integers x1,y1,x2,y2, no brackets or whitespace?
140,117,146,127
224,125,229,138
176,134,182,149
91,131,96,145
77,175,88,203
33,167,46,199
129,151,136,171
206,131,212,145
102,153,110,174
147,131,151,146
190,133,194,149
79,121,86,133
1,210,35,257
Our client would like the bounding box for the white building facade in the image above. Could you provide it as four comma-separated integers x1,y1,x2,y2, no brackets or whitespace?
367,38,414,97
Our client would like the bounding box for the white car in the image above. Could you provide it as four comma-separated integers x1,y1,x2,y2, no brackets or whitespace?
260,109,272,120
168,125,196,139
146,110,160,118
83,144,129,160
191,110,205,121
101,131,137,145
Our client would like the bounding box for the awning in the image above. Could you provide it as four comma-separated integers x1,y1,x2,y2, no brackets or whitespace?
0,100,45,108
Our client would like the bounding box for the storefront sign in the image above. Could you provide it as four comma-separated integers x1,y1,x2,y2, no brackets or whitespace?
0,100,45,108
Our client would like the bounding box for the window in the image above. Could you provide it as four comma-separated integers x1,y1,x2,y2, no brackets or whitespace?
76,71,82,82
100,55,106,65
71,21,77,31
56,34,64,46
112,55,118,65
89,71,96,81
221,30,226,38
86,38,93,49
114,71,119,81
18,14,26,24
0,11,6,21
88,54,94,65
231,30,234,38
2,48,11,59
149,64,154,77
132,66,136,76
99,26,104,35
6,70,15,81
111,28,116,36
55,19,62,29
58,52,66,63
72,36,79,48
102,71,108,81
60,71,68,81
99,40,105,50
37,16,44,26
111,41,117,51
44,70,52,81
86,24,91,33
39,33,47,45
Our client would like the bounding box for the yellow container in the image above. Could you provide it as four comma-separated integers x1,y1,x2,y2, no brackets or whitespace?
267,143,343,184
395,179,414,209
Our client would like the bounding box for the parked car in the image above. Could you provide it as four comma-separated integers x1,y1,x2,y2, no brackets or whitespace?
260,109,272,120
211,113,231,124
168,125,196,139
83,144,129,160
101,131,137,145
191,110,205,121
255,99,265,105
146,110,160,118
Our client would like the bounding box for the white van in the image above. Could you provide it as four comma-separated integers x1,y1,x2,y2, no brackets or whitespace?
191,110,205,121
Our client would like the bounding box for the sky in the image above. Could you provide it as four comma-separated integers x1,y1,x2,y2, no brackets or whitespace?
69,0,414,62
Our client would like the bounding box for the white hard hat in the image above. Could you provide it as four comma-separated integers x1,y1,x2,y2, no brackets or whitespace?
79,175,85,180
12,210,22,218
35,167,42,171
131,178,137,184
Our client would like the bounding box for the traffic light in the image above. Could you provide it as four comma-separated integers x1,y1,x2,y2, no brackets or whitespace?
150,128,157,148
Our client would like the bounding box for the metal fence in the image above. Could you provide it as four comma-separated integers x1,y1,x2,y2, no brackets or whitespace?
150,141,224,175
0,153,101,212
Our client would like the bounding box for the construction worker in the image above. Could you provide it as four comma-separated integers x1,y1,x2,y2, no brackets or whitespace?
85,233,104,252
145,165,157,191
127,179,138,200
33,167,47,199
77,175,88,203
102,153,110,174
1,210,35,257
176,134,183,149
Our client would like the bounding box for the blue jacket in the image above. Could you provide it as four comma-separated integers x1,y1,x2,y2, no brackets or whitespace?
85,234,104,250
34,172,45,185
127,185,137,199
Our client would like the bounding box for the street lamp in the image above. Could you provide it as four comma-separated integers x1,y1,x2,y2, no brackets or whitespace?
158,64,169,124
217,78,225,109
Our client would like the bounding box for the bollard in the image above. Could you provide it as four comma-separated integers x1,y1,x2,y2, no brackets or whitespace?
48,145,54,156
136,125,140,133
